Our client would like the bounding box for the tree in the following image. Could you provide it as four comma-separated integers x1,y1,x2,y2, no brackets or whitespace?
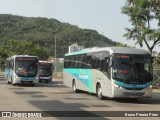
121,0,160,54
29,44,49,60
4,40,33,56
0,40,49,60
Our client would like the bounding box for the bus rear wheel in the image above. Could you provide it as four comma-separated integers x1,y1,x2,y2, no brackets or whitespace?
97,84,104,100
72,80,79,93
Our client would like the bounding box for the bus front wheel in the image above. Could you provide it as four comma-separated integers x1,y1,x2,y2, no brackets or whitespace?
97,84,104,100
11,77,15,86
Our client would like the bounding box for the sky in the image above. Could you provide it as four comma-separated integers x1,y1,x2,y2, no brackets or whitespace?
0,0,159,52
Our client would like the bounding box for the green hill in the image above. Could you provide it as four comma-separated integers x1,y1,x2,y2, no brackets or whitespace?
0,14,126,57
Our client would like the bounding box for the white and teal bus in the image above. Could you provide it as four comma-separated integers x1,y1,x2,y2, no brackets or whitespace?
63,47,153,99
5,55,39,86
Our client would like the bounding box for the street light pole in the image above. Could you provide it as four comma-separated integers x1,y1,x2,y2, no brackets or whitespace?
54,36,57,72
55,37,57,63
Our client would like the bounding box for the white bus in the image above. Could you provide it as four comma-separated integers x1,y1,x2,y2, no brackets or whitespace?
63,47,153,99
5,55,39,86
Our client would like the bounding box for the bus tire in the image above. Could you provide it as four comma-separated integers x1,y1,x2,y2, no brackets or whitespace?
130,98,138,101
97,84,104,100
11,76,14,85
45,80,48,84
49,79,52,84
72,80,79,93
7,81,10,84
33,83,38,87
11,77,12,84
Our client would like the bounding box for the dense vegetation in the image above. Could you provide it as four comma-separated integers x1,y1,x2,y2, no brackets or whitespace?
0,14,127,59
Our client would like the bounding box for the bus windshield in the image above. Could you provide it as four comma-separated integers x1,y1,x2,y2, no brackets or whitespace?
112,54,153,84
15,57,38,77
39,63,52,76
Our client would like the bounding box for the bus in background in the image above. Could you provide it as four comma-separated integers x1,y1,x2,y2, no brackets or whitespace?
5,55,39,86
63,47,153,99
39,60,53,83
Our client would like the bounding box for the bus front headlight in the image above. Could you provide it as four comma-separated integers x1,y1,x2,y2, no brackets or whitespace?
36,76,39,80
15,74,20,81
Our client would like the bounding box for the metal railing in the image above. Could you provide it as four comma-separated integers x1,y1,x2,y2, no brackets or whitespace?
153,64,160,88
53,61,63,79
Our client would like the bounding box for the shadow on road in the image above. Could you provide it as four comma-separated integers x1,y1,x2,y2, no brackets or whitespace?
71,90,160,105
28,100,109,119
99,91,160,105
5,80,64,88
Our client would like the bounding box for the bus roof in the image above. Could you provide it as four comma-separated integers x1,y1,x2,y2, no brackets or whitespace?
65,47,150,56
7,55,39,60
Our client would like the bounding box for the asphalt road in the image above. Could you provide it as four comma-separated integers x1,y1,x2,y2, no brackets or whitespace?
0,72,160,120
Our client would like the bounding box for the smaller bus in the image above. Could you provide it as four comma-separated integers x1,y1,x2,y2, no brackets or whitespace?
5,55,39,86
39,61,53,83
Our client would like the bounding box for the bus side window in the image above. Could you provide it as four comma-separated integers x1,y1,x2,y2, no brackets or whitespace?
101,57,108,72
73,55,77,68
64,57,68,68
96,53,101,70
11,61,14,70
70,56,73,68
70,56,74,68
74,55,78,68
91,56,96,69
77,55,81,68
86,55,92,69
79,54,83,68
82,54,86,68
68,57,71,68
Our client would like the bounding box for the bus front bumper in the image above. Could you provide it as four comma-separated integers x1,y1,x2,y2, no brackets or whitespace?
112,85,152,98
14,75,39,84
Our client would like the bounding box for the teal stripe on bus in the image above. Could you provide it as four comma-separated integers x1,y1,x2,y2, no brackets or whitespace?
64,68,95,92
21,77,36,81
114,80,152,89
